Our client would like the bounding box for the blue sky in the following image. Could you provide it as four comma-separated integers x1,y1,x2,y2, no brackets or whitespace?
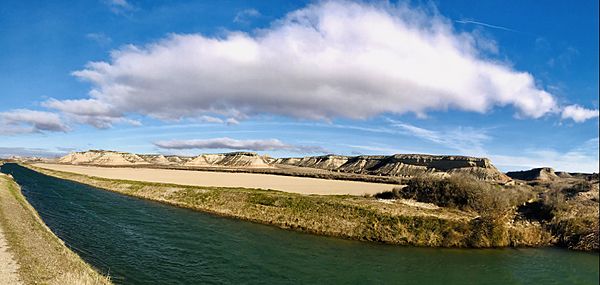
0,0,598,172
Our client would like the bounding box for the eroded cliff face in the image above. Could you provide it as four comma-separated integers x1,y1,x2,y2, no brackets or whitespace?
55,151,511,183
58,150,273,168
58,150,149,165
184,152,272,168
276,154,511,183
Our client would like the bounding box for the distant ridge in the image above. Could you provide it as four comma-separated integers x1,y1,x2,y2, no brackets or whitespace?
506,167,559,181
59,150,273,168
54,150,513,183
276,154,511,183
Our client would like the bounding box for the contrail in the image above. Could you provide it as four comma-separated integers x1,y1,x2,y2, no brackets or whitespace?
455,19,518,32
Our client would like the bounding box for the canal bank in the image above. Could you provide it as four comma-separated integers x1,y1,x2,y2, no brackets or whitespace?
0,172,111,285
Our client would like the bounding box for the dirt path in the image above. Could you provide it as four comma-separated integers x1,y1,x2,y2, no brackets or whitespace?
33,163,396,195
0,210,22,285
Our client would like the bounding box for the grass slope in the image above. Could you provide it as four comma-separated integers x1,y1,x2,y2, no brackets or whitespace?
0,173,112,285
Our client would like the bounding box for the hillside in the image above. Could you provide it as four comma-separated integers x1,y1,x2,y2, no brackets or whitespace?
276,154,512,183
58,150,149,166
506,167,560,181
59,150,273,168
52,150,514,183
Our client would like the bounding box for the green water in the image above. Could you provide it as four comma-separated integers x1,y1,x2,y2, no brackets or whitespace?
1,163,598,284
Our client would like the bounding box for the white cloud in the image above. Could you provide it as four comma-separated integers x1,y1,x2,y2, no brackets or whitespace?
55,0,559,125
42,98,138,129
154,137,326,153
0,109,69,134
561,104,599,123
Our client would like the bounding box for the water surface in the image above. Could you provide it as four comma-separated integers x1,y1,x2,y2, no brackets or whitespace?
2,163,598,284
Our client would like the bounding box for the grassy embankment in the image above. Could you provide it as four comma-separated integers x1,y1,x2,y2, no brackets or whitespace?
25,164,554,248
0,173,112,285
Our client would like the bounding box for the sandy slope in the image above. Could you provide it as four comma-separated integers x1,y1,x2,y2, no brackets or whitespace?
33,164,396,195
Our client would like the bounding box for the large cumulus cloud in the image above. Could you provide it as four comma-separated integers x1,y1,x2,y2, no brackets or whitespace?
48,1,591,124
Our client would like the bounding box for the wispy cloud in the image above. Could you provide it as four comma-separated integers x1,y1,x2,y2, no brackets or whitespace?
105,0,134,14
0,147,68,158
386,120,598,172
154,137,327,153
387,120,490,155
489,138,599,173
455,19,518,32
86,33,112,45
234,8,261,24
547,46,580,69
343,144,414,155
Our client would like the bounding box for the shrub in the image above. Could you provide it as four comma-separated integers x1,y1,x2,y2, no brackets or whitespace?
375,174,536,219
563,181,593,198
373,187,403,199
397,175,512,215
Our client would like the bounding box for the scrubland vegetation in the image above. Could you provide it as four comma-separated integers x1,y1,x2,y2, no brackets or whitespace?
535,180,599,251
375,174,599,251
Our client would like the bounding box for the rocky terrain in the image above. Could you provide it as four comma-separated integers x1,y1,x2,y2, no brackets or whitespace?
59,150,150,166
507,167,598,182
276,154,512,183
48,150,516,183
58,150,273,168
507,167,560,181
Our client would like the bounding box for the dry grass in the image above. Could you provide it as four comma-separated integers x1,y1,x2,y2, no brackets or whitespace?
0,173,112,285
536,179,599,251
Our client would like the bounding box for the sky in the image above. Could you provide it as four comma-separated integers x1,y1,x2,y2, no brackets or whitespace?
0,0,598,172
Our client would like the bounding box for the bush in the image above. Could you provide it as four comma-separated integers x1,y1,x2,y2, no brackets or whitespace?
399,175,512,216
375,174,535,219
373,187,403,199
563,181,593,198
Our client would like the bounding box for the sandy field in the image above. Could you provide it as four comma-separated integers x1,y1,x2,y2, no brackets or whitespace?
33,164,396,195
